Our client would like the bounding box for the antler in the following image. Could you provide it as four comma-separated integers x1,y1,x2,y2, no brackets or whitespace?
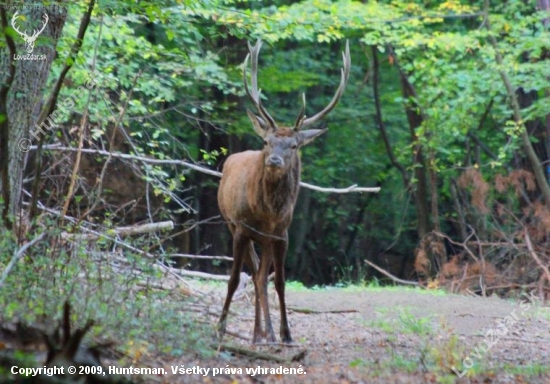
294,40,351,131
32,13,49,38
243,40,277,130
11,11,27,37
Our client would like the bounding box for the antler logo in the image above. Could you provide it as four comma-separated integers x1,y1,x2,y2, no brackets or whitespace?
11,11,49,54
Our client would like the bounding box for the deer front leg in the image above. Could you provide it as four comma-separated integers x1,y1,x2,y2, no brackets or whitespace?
273,238,292,343
255,246,275,343
218,231,248,341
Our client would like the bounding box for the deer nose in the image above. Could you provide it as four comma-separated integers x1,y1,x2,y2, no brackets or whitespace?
266,155,283,168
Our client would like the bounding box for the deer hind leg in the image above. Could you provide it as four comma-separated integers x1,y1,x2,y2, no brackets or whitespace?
255,245,275,343
243,242,264,343
273,238,292,343
218,230,248,341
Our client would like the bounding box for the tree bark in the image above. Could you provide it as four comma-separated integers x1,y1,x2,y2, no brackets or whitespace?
1,4,67,219
0,8,16,227
400,73,431,238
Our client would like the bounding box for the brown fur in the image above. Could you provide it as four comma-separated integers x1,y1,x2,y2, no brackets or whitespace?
217,133,303,343
217,39,349,344
218,147,300,224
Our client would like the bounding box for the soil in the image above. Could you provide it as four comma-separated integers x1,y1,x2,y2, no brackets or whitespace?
162,285,550,384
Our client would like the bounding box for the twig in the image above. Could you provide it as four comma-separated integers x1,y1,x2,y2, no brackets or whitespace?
26,204,228,284
288,307,358,314
218,343,307,363
364,259,420,286
225,330,250,341
433,229,480,264
482,0,550,205
81,70,143,221
60,112,88,220
524,230,550,283
31,0,97,219
32,146,380,194
0,233,46,288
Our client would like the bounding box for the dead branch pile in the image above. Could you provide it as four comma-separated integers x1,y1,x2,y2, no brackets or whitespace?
413,168,550,299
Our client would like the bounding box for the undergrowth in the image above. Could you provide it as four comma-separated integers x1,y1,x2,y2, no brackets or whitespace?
0,220,214,360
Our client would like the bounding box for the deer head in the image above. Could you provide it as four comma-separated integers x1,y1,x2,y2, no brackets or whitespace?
243,40,350,176
217,39,351,344
11,11,49,54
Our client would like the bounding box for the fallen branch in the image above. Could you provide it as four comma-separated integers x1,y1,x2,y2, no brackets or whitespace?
170,268,230,281
170,253,233,261
288,307,358,314
62,220,174,240
364,259,420,286
33,145,380,194
63,222,231,282
218,343,307,363
224,330,250,342
109,220,174,236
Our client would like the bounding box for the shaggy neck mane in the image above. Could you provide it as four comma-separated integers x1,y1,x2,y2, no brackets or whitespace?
253,154,301,218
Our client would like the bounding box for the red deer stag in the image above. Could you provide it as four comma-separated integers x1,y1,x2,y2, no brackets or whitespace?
218,40,350,344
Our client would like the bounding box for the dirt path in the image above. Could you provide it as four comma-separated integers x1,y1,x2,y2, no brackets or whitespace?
172,287,550,383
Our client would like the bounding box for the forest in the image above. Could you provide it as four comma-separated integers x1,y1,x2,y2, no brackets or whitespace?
1,0,550,383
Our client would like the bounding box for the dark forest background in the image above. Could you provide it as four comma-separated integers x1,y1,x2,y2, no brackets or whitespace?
1,0,550,292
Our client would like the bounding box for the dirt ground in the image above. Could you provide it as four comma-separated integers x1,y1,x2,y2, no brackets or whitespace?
161,285,550,384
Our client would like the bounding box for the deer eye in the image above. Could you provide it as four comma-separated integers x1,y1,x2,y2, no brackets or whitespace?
263,140,268,146
291,144,297,149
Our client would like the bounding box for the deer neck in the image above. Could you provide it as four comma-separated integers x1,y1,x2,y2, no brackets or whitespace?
251,156,301,218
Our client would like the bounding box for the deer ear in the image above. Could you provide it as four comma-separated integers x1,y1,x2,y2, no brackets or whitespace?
247,109,269,137
297,128,327,147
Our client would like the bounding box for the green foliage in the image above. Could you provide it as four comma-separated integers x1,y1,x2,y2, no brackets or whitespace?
0,220,213,359
10,0,550,284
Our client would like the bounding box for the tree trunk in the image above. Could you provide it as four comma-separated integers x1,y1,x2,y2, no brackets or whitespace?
289,187,312,272
400,73,431,238
1,5,67,219
484,0,550,208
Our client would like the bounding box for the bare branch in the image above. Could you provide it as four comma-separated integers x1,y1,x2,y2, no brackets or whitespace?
32,145,380,194
170,254,233,261
299,182,380,193
0,233,46,288
364,259,420,286
524,230,550,283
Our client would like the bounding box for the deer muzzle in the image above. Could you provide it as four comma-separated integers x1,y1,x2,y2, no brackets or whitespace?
265,155,284,168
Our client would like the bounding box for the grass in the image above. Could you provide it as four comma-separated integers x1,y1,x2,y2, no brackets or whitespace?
286,279,448,296
501,363,550,376
453,360,550,380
